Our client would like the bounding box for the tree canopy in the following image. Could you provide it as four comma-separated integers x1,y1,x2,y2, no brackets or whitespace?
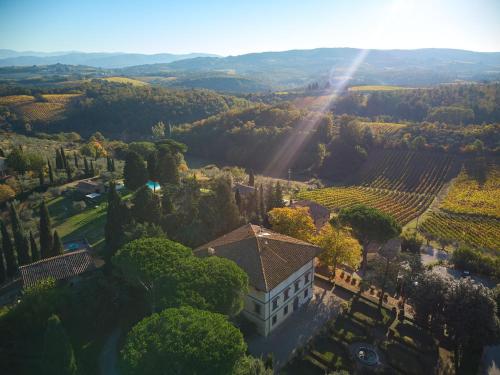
120,306,247,375
268,207,316,242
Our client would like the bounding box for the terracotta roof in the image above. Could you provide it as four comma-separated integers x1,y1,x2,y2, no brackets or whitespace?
195,223,321,292
290,200,330,220
19,250,95,288
233,183,256,195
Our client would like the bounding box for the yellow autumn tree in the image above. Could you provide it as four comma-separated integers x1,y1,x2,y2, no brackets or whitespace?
268,207,316,242
315,224,362,278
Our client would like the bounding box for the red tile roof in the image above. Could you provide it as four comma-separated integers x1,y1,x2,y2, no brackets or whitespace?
195,224,321,292
19,250,95,288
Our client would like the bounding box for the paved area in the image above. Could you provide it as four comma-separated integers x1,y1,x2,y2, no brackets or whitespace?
420,246,449,265
432,265,496,288
247,281,342,369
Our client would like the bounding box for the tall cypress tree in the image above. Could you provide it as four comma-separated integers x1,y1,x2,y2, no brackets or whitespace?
90,161,95,177
83,157,90,177
60,147,67,169
38,168,45,186
157,151,179,185
111,158,116,172
41,315,78,375
0,241,6,284
9,203,30,265
74,152,79,168
0,220,17,278
274,181,284,208
51,230,63,256
249,169,255,187
65,164,72,181
105,182,128,265
123,151,148,190
39,200,53,259
30,231,40,262
259,184,265,219
48,159,54,185
235,189,242,212
147,151,158,180
55,149,62,169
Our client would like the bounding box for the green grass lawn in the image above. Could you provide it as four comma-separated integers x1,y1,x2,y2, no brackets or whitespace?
47,191,132,252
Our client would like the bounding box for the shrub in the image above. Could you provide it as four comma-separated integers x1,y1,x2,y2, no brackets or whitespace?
72,201,86,211
451,246,500,278
48,186,64,197
0,184,16,204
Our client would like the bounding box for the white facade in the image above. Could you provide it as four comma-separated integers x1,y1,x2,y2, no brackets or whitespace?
242,260,315,336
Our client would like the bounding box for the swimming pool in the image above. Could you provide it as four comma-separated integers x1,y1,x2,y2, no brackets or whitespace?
147,180,161,191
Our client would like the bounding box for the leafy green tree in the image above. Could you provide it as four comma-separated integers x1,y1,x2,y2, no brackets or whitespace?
157,150,179,185
9,203,30,265
338,205,401,274
6,148,29,174
211,176,241,236
120,307,246,375
41,314,77,375
29,231,40,262
444,279,499,372
131,185,162,225
39,200,53,259
123,151,148,191
113,237,192,313
234,356,273,375
113,238,248,315
51,230,63,257
1,219,17,277
123,222,165,244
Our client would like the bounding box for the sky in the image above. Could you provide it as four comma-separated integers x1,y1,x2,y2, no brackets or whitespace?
1,0,499,56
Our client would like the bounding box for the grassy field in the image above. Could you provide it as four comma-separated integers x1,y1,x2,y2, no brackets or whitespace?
348,85,411,92
101,76,149,86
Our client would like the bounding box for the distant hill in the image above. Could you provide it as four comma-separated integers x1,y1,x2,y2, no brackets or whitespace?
0,50,220,68
123,48,500,88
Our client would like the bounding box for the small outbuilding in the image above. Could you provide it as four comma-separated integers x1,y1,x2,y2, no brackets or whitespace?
76,179,105,195
290,199,330,230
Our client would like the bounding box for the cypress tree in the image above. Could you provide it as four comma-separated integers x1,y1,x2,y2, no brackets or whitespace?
55,149,62,169
52,230,63,256
0,147,4,157
0,241,6,284
60,147,67,169
105,181,129,265
30,231,40,262
161,191,174,215
74,152,79,168
131,185,161,224
123,151,148,190
83,157,90,177
90,161,95,177
38,168,45,186
249,169,255,187
0,220,17,278
41,315,78,375
48,159,54,184
65,164,72,181
147,151,158,180
39,200,53,259
259,184,265,219
9,203,30,265
274,182,284,208
111,158,116,172
157,151,179,185
235,189,242,211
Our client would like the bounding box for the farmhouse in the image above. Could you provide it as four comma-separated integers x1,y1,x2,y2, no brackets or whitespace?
195,223,321,336
290,199,330,230
19,249,96,288
233,182,256,197
76,178,105,195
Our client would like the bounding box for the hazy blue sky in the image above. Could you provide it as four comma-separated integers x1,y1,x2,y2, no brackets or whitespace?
1,0,499,55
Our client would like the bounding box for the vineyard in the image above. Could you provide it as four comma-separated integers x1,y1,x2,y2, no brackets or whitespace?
349,150,459,194
440,163,500,218
359,122,406,136
0,94,81,122
297,150,463,226
101,77,149,86
297,186,434,225
420,212,500,252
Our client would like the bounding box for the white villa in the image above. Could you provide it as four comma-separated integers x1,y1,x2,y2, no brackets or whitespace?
195,223,321,336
